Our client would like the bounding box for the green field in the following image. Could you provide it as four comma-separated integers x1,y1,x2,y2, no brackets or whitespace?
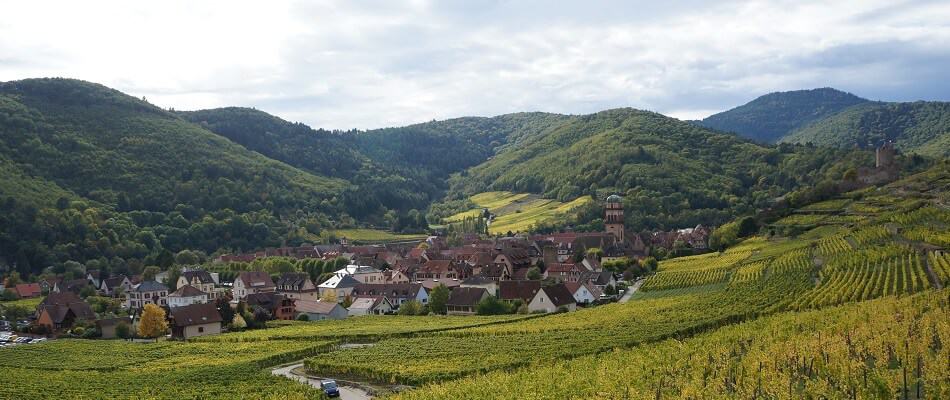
329,228,427,243
445,191,593,234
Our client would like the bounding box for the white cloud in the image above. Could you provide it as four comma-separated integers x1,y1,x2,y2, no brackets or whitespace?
1,0,948,129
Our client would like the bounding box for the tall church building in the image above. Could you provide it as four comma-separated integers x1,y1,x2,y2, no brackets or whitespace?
604,194,624,241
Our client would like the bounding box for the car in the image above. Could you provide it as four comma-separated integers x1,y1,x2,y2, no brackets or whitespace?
320,380,340,398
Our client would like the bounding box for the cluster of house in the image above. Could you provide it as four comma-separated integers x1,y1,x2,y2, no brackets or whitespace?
6,195,712,340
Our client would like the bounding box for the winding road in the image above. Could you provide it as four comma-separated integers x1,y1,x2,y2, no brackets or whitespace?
272,363,373,400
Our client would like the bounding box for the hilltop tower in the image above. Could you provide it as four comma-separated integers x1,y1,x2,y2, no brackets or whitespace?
876,142,896,168
605,194,624,241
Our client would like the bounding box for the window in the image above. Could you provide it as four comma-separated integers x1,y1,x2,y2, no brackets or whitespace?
198,327,204,333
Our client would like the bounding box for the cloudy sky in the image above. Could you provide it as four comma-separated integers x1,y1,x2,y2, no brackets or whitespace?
2,0,949,129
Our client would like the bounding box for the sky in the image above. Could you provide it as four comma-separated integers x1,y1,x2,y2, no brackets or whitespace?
1,0,949,130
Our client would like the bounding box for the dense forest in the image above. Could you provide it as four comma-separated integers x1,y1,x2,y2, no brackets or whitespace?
0,79,348,276
780,101,950,157
0,78,940,278
699,88,869,143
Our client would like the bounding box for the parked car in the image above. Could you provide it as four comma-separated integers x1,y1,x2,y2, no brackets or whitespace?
320,380,340,398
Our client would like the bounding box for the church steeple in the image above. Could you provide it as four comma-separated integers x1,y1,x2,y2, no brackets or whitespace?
605,194,624,241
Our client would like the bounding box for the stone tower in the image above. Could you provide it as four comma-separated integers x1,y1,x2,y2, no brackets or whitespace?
605,194,624,241
876,142,896,168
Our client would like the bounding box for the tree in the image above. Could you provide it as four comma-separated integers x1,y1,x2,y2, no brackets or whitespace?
586,247,604,259
429,284,450,315
397,300,423,316
215,297,234,325
320,290,338,303
0,289,17,301
342,295,354,309
5,271,21,286
476,296,510,315
137,303,168,339
3,304,29,321
296,314,309,321
166,266,182,291
115,322,131,339
174,250,199,266
642,257,658,272
142,266,160,281
526,267,542,280
79,285,97,299
230,313,247,330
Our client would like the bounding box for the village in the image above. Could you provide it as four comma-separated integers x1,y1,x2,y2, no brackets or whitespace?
0,195,711,344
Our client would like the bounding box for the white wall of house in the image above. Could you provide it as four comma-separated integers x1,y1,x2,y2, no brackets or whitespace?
181,322,221,339
528,289,556,313
168,294,208,308
572,285,596,304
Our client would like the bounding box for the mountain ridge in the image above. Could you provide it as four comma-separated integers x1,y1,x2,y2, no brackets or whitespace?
698,87,870,143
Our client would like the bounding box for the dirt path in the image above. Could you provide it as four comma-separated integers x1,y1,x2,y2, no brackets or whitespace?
272,363,373,400
922,251,944,290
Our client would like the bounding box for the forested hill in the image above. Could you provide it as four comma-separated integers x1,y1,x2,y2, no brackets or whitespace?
0,78,352,275
444,108,876,230
779,101,950,158
183,108,570,219
699,88,869,143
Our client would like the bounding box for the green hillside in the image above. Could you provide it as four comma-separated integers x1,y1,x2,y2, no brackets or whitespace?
699,88,869,143
0,78,352,274
445,108,873,230
182,108,569,222
780,101,950,157
445,191,593,234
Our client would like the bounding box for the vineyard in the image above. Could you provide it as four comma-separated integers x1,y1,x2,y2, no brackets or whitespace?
191,314,528,342
0,339,335,399
390,290,950,400
0,164,947,399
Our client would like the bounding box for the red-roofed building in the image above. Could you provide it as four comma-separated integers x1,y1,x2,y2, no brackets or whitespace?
14,283,41,298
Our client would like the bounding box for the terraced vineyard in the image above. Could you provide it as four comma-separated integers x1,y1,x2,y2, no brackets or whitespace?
444,191,592,234
391,290,950,399
929,251,950,286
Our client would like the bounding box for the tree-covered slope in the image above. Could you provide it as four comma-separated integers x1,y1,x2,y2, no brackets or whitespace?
184,107,570,220
699,88,869,143
0,78,353,275
780,101,950,158
446,108,872,229
0,79,347,214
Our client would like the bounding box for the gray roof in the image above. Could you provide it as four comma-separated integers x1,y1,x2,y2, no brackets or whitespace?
134,280,169,292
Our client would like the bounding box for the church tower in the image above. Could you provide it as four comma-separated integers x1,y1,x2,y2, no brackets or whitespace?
605,194,624,241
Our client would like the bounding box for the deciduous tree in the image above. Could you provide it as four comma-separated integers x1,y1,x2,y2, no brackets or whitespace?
137,303,168,339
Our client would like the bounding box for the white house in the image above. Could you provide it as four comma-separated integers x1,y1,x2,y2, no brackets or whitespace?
125,281,169,310
564,281,598,305
232,271,275,301
170,303,222,340
332,265,385,284
168,284,209,308
177,270,218,300
528,284,577,313
350,283,428,309
317,274,361,302
276,272,319,302
347,296,393,316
